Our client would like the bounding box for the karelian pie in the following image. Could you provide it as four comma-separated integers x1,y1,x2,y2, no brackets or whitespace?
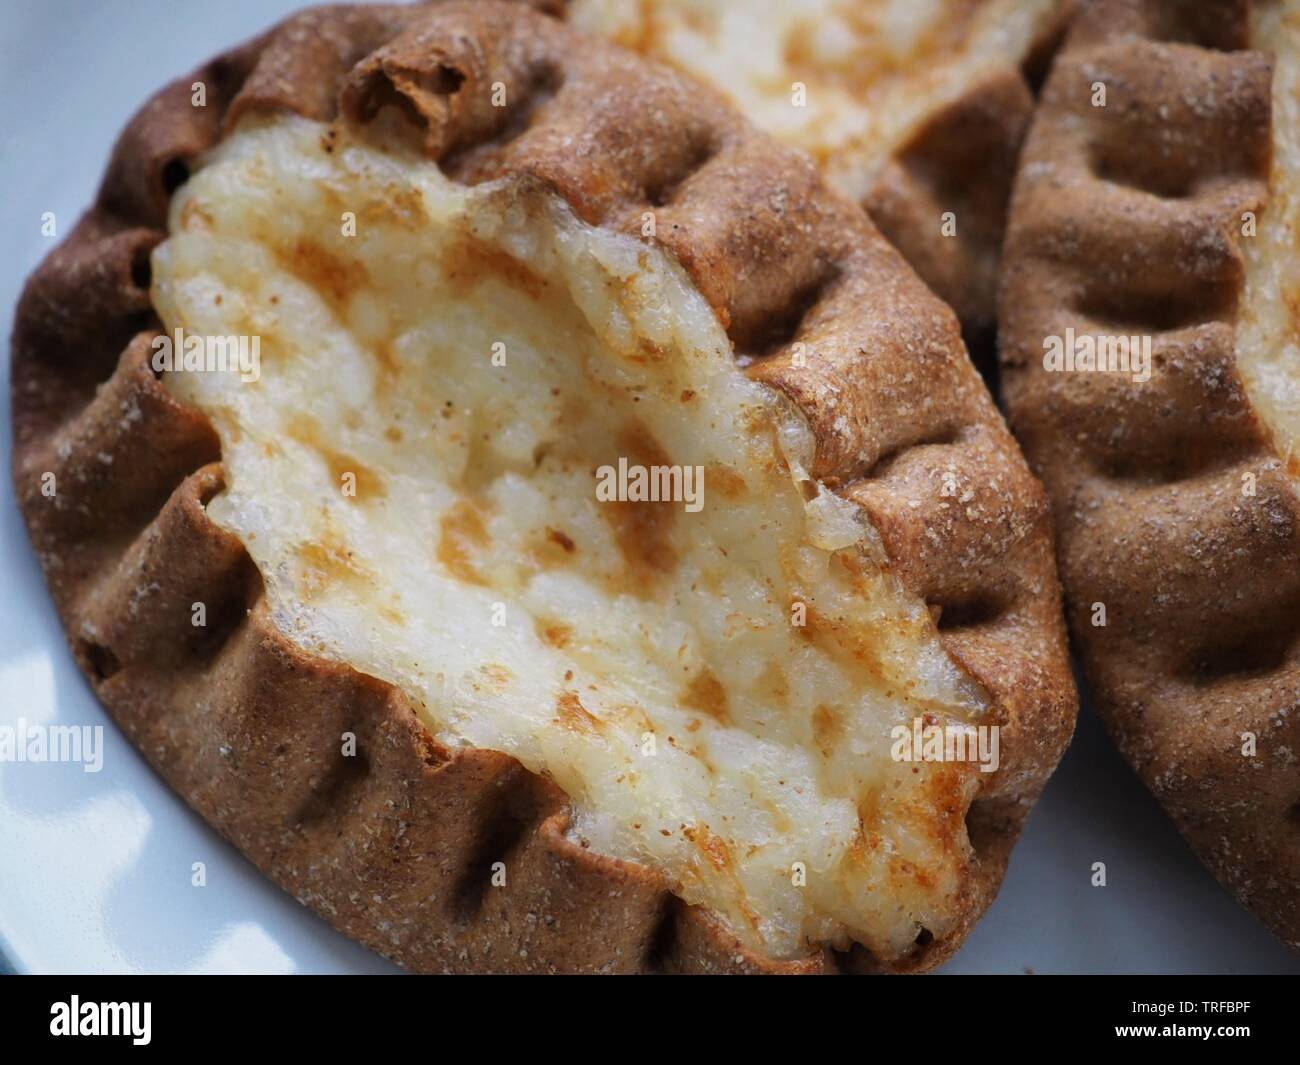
12,0,1075,972
1001,0,1300,948
568,0,1077,355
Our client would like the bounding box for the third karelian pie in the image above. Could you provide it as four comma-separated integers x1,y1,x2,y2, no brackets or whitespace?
1000,0,1300,948
567,0,1077,355
13,0,1075,971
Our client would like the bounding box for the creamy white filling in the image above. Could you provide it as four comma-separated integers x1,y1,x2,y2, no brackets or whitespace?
152,114,987,959
569,0,1059,202
1240,0,1300,470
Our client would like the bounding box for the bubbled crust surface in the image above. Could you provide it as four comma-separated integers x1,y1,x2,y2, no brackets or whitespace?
1000,0,1300,948
12,0,1075,972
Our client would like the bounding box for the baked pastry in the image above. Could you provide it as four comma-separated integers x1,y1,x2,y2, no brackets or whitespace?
1000,0,1300,948
12,0,1075,972
567,0,1076,356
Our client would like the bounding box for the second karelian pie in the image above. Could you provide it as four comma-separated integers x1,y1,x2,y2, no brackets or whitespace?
567,0,1076,354
1000,0,1300,948
13,0,1075,971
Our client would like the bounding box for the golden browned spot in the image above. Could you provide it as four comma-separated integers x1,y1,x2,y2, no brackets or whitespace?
628,336,669,364
613,704,654,735
849,791,884,863
812,704,843,758
384,425,403,444
287,415,386,499
547,527,576,553
600,423,680,586
231,309,260,339
362,183,425,229
889,853,938,893
315,180,347,217
315,178,420,232
555,689,603,735
683,824,733,872
274,237,368,317
834,550,885,592
606,7,659,67
179,197,214,232
796,603,888,683
604,493,679,577
442,231,547,300
537,618,573,649
722,612,766,639
710,464,747,499
681,669,730,726
741,411,793,487
298,535,371,596
285,416,360,483
373,338,401,380
1278,282,1300,359
437,499,491,585
759,659,789,703
530,525,580,571
480,663,513,690
923,759,975,852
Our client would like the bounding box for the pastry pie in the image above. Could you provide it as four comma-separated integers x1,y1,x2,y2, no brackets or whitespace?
567,0,1076,354
1000,0,1300,948
12,0,1074,972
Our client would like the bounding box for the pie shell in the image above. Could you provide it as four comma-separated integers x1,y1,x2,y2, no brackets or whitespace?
12,0,1076,972
1000,0,1300,948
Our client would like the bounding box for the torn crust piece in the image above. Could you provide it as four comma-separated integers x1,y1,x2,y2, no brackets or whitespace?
13,0,1074,972
1000,0,1300,949
566,0,1077,354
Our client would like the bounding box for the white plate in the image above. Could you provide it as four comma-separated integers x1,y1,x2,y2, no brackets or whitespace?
1,0,1296,975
